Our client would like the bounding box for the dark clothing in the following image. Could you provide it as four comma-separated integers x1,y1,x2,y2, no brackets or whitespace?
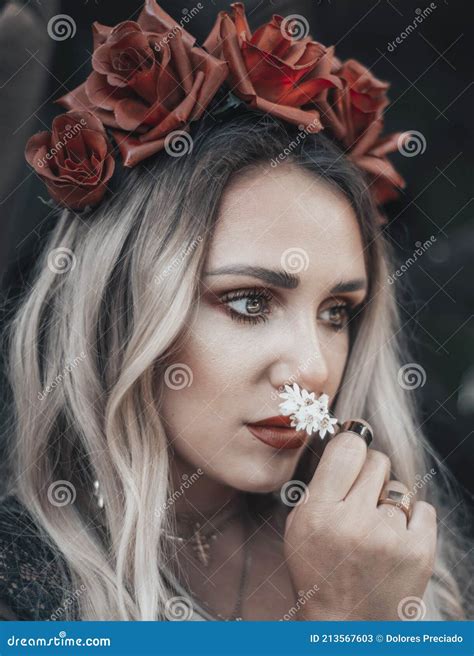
0,495,76,621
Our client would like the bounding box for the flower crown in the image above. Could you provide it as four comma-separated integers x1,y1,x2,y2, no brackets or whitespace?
25,0,408,222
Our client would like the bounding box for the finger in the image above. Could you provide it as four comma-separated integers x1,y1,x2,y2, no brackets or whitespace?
346,449,391,504
309,430,368,503
408,500,437,535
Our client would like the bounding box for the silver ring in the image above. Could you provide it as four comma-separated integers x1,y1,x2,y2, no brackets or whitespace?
339,418,374,447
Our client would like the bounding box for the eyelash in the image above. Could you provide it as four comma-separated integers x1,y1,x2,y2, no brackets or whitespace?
220,287,358,331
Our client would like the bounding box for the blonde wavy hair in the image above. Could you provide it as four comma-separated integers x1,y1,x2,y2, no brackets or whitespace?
4,110,471,620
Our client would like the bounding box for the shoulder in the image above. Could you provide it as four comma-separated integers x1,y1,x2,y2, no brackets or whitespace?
0,494,75,620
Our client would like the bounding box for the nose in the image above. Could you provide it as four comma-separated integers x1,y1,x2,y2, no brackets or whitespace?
271,315,330,396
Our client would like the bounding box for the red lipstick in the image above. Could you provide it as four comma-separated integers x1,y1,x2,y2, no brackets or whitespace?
246,415,307,450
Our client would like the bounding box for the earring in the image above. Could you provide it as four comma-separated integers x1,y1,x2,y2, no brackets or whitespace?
93,479,105,509
278,382,339,439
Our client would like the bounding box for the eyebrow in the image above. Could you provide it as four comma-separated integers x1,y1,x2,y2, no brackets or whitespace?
204,265,368,294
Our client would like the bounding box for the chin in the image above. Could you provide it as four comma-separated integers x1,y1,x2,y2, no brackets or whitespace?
234,461,299,495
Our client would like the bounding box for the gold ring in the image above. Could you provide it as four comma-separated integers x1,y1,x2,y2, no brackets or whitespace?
339,418,374,447
378,484,412,522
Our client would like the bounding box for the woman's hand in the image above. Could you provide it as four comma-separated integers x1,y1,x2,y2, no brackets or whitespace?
283,430,437,620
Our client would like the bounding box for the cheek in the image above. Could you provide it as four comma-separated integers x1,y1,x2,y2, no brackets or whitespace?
160,315,254,434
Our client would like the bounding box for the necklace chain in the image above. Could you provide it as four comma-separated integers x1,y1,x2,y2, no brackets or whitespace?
165,497,253,620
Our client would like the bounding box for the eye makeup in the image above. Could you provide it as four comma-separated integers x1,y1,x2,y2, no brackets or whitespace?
216,285,363,331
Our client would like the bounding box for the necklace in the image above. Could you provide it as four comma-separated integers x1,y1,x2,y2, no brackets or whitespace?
164,496,254,621
164,497,244,567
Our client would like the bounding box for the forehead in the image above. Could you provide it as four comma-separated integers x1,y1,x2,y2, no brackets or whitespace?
206,163,367,285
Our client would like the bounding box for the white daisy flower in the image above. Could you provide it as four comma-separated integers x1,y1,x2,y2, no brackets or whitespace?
278,382,338,439
318,414,339,439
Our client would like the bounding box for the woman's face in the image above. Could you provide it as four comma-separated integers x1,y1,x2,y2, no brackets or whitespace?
161,163,368,494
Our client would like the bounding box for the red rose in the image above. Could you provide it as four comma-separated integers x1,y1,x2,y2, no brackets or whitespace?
318,58,405,212
57,0,228,167
203,2,341,132
25,110,115,210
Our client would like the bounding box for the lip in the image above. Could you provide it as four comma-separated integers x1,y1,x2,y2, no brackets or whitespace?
246,423,307,450
249,415,294,428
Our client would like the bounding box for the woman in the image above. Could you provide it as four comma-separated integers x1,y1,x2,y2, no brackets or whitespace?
0,0,470,622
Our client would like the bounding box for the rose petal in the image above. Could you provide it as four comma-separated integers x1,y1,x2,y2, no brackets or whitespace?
140,70,204,142
253,95,323,132
85,71,129,112
220,15,255,98
187,47,228,120
230,2,252,42
138,0,195,49
92,22,113,50
112,130,168,167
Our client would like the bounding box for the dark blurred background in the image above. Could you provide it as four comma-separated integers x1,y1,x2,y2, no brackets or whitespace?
0,1,472,514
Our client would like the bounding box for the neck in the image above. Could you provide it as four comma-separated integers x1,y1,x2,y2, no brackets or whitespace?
168,451,244,520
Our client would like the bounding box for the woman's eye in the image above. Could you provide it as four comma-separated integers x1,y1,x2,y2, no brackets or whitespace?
220,287,273,325
319,303,352,331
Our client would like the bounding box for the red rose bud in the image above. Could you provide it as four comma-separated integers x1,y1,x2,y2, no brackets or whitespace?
25,110,115,210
